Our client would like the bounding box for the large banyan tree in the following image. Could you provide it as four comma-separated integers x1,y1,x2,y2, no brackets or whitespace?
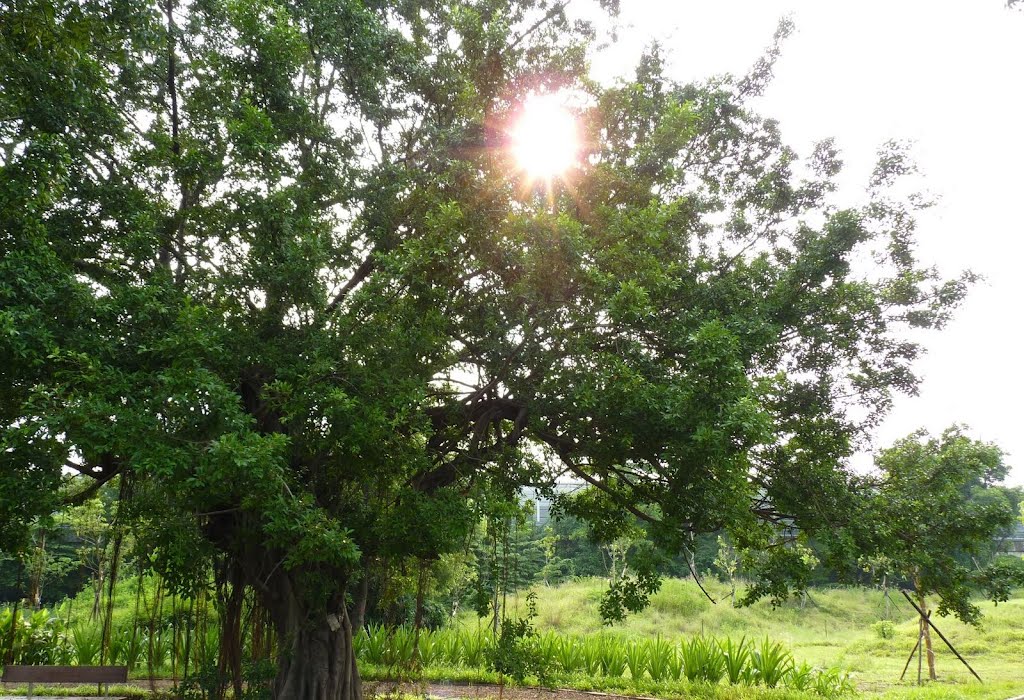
1,0,972,698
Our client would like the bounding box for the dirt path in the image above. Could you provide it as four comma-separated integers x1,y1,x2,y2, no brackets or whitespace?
4,681,1024,700
364,680,659,700
1,679,657,700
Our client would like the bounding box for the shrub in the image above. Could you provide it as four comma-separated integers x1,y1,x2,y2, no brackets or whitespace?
871,620,895,639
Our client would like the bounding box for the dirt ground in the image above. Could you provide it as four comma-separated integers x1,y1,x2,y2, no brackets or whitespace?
364,680,658,700
0,679,655,700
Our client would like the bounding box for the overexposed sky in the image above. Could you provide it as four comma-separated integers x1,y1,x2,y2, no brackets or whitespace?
589,1,1024,485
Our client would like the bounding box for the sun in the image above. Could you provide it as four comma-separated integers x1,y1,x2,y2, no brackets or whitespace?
510,94,579,182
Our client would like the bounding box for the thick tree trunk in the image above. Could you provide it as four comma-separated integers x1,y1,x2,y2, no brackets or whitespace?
274,608,361,700
267,572,362,700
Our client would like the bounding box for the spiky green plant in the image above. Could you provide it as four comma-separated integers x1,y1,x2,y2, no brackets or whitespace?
403,623,847,696
750,637,793,688
438,629,462,666
385,626,415,666
364,624,388,665
554,636,582,674
598,636,626,677
813,667,856,697
460,628,489,668
701,636,727,684
645,636,674,682
196,625,219,671
71,623,102,666
353,627,368,661
416,628,441,667
679,636,701,683
580,636,603,676
787,660,815,691
624,640,648,681
123,629,144,671
535,630,560,673
109,626,132,666
680,636,725,684
666,643,684,682
147,627,172,671
719,635,751,685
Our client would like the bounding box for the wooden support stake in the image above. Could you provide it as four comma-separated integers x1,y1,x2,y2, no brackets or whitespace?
900,589,982,683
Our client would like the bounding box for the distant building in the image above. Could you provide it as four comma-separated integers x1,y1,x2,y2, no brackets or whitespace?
520,480,586,526
996,523,1024,557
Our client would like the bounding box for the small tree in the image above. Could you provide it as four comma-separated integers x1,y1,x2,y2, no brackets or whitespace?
861,427,1017,680
61,496,117,620
713,535,740,605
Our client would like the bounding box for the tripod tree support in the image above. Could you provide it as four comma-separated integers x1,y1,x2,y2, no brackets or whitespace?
899,610,928,682
900,589,982,683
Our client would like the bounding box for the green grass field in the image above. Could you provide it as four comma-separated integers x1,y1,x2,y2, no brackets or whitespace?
477,577,1024,700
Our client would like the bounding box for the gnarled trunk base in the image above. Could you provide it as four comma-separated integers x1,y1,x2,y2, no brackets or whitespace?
268,572,362,700
275,610,361,700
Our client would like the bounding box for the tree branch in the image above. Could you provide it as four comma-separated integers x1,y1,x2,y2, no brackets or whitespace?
61,457,123,506
326,251,376,313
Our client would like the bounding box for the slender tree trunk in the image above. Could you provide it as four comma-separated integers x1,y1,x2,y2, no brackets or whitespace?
882,575,891,620
266,570,362,700
28,531,45,609
915,581,936,680
3,562,22,665
490,582,500,636
412,559,428,661
350,569,369,633
171,595,179,682
490,532,500,635
921,611,936,679
182,596,194,681
92,566,105,620
100,527,123,667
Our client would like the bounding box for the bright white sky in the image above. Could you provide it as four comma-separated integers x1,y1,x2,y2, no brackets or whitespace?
586,0,1024,485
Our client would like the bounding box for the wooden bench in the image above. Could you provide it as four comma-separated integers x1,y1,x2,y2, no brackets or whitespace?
2,665,128,698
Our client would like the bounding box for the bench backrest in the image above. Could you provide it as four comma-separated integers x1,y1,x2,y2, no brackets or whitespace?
2,665,129,684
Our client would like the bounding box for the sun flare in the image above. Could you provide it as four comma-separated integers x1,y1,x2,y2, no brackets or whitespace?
510,94,579,181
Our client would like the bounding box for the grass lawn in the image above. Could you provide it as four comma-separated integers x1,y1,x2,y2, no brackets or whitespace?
473,577,1024,700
